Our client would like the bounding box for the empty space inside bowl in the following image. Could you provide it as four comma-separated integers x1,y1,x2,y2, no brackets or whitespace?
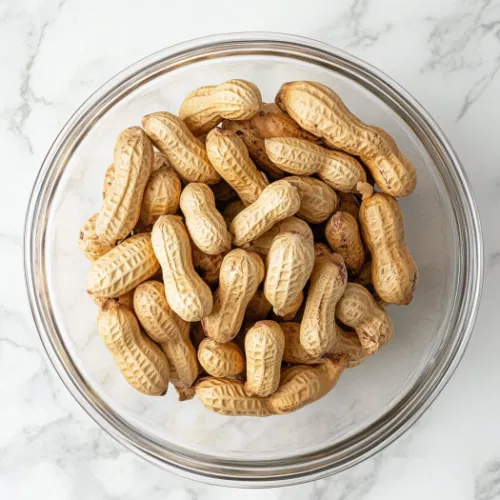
45,53,457,461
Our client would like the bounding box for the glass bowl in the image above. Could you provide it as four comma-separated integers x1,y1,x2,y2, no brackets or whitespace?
24,33,482,487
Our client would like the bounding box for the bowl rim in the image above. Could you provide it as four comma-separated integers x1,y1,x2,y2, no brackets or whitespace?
24,31,483,487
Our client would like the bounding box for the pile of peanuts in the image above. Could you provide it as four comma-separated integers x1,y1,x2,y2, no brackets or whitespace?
80,80,418,416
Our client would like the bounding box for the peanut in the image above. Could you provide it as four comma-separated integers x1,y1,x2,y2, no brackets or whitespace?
87,233,160,299
264,233,314,313
141,112,220,184
335,283,394,354
325,211,365,273
151,215,213,321
205,129,269,205
273,290,304,321
353,260,373,287
230,180,301,246
191,321,207,351
222,103,321,180
102,163,115,199
329,326,370,368
180,183,232,255
79,213,115,261
195,378,272,417
269,358,345,414
222,200,245,225
202,249,265,343
300,251,347,357
275,81,416,197
191,244,224,285
244,320,285,397
179,80,262,136
282,322,321,364
338,192,360,220
245,289,272,321
243,216,313,255
283,176,338,224
359,193,418,304
161,341,199,389
96,127,154,243
210,179,238,203
97,300,169,395
197,338,245,377
175,386,196,402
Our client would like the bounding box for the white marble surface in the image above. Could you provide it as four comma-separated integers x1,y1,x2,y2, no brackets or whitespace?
1,0,500,498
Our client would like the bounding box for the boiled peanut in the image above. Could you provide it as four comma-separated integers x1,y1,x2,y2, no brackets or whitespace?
273,290,304,321
300,251,347,357
222,200,245,225
191,244,224,285
244,320,285,397
151,215,213,321
269,358,345,414
180,183,232,255
96,127,153,243
138,166,181,228
97,300,169,395
195,378,272,417
142,112,220,184
282,322,321,365
87,233,160,299
275,82,416,197
325,211,365,273
197,338,245,377
243,216,313,255
335,283,394,354
359,193,418,304
205,128,269,205
222,104,321,180
179,80,262,136
79,213,115,261
283,176,338,224
230,180,301,246
202,249,265,343
264,233,314,313
245,288,272,321
338,192,360,220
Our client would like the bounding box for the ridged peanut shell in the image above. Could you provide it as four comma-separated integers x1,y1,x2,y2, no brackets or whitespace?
79,213,115,261
151,215,213,322
97,301,169,395
197,338,245,377
359,193,418,305
244,320,285,397
191,244,224,285
273,290,304,320
206,128,269,205
338,193,360,220
142,112,220,184
87,233,160,299
222,200,246,225
160,340,199,389
282,322,322,364
329,326,370,368
245,288,273,321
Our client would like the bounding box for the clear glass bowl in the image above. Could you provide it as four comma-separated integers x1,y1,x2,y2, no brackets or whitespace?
24,33,483,487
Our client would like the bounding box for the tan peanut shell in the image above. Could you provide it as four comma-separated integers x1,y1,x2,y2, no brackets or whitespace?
274,290,304,320
269,358,345,414
353,261,373,287
330,326,370,368
102,163,115,199
338,192,360,220
205,129,269,205
264,137,367,194
96,127,154,243
210,179,238,202
142,112,220,184
300,252,347,357
336,283,394,354
151,215,213,322
221,104,321,180
275,82,416,197
230,180,302,246
191,244,224,285
97,300,169,395
87,233,160,299
202,249,265,343
179,80,262,136
243,216,313,255
264,233,314,312
283,176,338,224
138,166,181,227
160,340,199,389
222,200,245,225
195,378,272,417
325,211,365,273
359,193,418,305
245,289,273,321
282,322,321,364
180,183,232,255
244,320,285,397
197,338,245,377
79,213,115,261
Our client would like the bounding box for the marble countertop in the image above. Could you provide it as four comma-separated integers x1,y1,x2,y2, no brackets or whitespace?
2,0,500,498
